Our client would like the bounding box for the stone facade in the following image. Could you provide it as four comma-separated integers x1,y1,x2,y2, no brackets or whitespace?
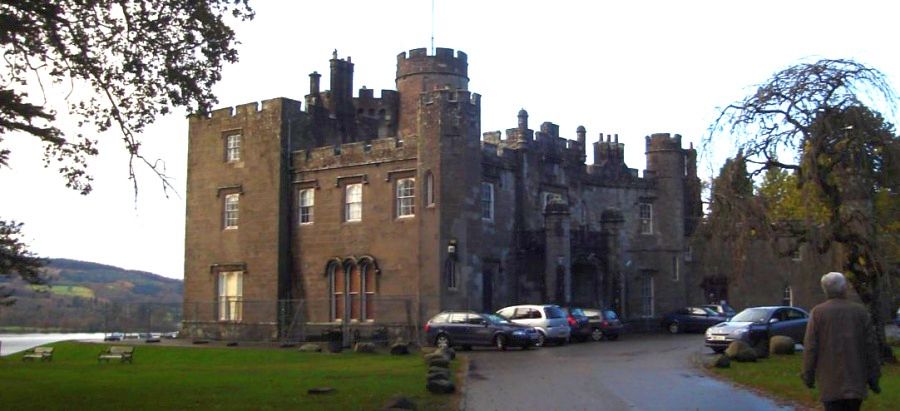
182,48,706,340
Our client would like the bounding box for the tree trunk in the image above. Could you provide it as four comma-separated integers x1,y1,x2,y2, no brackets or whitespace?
845,244,897,364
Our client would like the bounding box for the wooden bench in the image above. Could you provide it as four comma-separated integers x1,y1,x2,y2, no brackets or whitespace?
98,346,134,363
22,347,54,362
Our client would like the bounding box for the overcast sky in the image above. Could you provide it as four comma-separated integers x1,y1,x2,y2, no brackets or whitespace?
1,1,898,280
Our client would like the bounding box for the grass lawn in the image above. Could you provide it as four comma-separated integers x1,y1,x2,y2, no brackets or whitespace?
0,342,459,410
710,347,899,410
30,284,95,298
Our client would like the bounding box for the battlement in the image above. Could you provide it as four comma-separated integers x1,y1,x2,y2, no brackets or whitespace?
645,133,684,151
421,88,481,107
192,98,303,122
292,136,417,170
396,47,468,80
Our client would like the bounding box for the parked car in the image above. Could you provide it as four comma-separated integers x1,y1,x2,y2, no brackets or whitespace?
103,332,124,341
582,308,623,341
701,303,737,319
425,311,541,350
705,306,809,354
661,307,728,334
496,304,571,347
560,307,591,342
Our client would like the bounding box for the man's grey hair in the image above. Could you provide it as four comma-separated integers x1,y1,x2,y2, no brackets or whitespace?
821,271,848,298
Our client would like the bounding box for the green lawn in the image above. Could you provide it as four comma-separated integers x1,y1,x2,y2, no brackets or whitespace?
0,342,459,410
710,348,899,410
30,284,95,298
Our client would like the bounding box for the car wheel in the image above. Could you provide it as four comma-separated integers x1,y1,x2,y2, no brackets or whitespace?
668,321,680,334
591,328,603,342
495,335,507,351
522,343,530,350
435,334,451,349
535,331,546,347
712,347,725,354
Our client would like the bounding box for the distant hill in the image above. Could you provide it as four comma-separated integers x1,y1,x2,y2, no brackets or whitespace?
0,259,183,332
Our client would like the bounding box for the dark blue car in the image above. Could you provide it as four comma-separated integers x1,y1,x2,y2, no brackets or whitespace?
661,306,728,334
705,306,808,353
425,311,540,350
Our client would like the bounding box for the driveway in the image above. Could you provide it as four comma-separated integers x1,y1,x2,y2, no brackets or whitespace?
462,333,795,411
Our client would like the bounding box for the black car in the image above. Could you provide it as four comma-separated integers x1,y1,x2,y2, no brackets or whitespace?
702,303,737,319
661,306,728,334
582,308,623,341
560,307,591,342
705,306,808,353
424,311,540,350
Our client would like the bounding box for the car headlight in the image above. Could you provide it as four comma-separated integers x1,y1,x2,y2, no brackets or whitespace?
705,329,713,337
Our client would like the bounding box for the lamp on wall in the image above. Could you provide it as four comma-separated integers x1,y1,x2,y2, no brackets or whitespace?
447,239,458,259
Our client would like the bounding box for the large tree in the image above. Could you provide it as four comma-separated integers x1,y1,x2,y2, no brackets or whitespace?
706,59,899,362
0,1,253,288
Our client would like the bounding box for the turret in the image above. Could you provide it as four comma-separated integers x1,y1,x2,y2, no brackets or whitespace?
396,47,469,137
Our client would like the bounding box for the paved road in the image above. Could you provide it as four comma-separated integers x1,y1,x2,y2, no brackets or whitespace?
462,333,795,411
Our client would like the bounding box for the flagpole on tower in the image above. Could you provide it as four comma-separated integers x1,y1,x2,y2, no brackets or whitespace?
430,0,435,54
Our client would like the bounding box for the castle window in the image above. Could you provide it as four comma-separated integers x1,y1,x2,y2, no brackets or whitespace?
299,189,314,224
396,178,415,218
349,263,361,320
224,193,240,229
782,285,794,306
639,203,653,235
225,133,241,162
217,271,242,322
672,256,679,282
791,246,802,262
345,183,362,222
425,171,435,206
481,182,494,221
641,273,655,318
328,259,378,322
330,263,345,321
362,262,376,320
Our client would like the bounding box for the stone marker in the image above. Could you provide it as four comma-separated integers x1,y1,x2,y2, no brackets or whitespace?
382,395,418,410
354,342,377,353
725,340,757,362
426,378,455,394
307,387,335,395
427,357,450,368
769,335,795,355
299,343,322,353
390,342,410,355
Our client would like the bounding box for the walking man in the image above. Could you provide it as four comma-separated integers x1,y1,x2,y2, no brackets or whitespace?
802,272,881,411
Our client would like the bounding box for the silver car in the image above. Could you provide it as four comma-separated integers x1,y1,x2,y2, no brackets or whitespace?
497,304,571,347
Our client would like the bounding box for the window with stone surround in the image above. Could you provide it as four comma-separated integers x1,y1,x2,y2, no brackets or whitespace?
639,202,653,234
396,178,415,217
425,171,435,207
218,271,242,322
328,259,377,322
225,133,241,162
481,182,494,221
782,285,794,306
345,183,362,222
224,193,240,229
299,189,314,224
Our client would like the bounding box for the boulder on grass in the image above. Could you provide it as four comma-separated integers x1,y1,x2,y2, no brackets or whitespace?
382,395,418,410
390,342,410,355
299,343,322,353
428,365,450,375
354,342,377,353
769,335,795,355
714,355,731,368
440,347,456,360
428,357,450,368
424,352,448,364
427,369,451,381
426,378,455,394
725,340,757,362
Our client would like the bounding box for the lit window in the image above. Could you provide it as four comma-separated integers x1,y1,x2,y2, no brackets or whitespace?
481,182,494,221
345,183,362,222
397,178,415,217
299,189,314,224
218,271,242,321
639,203,653,234
226,134,241,162
224,194,240,229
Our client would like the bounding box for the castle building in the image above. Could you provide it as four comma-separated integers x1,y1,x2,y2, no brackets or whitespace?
182,48,704,340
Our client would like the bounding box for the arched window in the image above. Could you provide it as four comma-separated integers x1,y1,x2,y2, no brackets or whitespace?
348,262,361,320
361,260,377,320
327,258,378,322
328,261,345,321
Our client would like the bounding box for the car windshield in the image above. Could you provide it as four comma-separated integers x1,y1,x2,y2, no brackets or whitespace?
603,310,618,320
731,308,771,323
485,314,510,324
702,307,720,316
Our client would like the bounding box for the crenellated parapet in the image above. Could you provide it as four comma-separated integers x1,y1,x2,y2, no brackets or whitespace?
396,47,468,81
291,135,417,171
190,98,304,123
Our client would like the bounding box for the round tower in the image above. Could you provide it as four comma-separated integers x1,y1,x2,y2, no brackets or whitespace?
395,47,469,137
